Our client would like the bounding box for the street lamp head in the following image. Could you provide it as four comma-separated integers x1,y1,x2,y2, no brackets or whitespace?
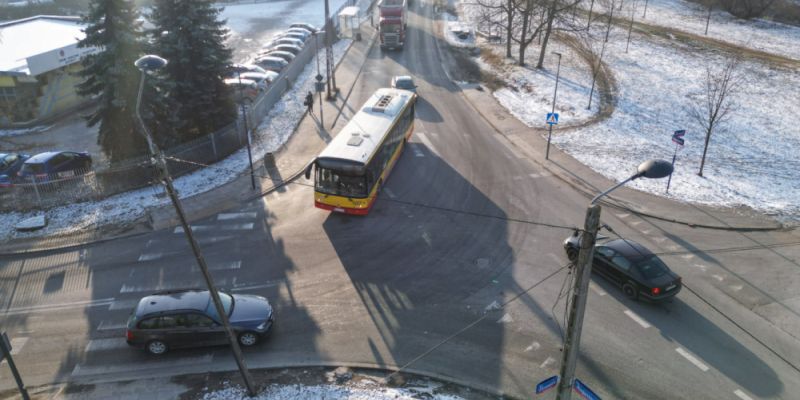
635,159,673,179
553,51,562,57
135,55,168,72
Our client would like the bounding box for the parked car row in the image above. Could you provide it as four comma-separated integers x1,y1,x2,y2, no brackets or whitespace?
0,151,92,187
223,23,317,105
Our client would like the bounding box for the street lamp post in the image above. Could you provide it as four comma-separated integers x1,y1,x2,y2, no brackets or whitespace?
314,31,324,127
134,55,258,398
236,70,257,190
546,52,562,160
555,159,674,400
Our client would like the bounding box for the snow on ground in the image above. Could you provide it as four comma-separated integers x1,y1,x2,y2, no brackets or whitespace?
456,2,800,222
587,0,800,60
0,39,352,242
200,381,465,400
0,124,53,138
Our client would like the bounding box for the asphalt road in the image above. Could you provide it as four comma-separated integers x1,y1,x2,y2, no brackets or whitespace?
2,1,800,399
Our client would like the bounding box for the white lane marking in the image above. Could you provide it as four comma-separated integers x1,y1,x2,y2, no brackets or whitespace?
693,263,708,272
652,236,667,243
623,310,651,328
640,229,651,235
191,261,241,272
145,239,157,248
97,321,127,331
119,279,230,294
72,354,213,378
85,338,129,352
384,188,396,199
108,298,139,311
197,235,235,245
729,284,743,291
629,220,642,226
416,132,440,157
174,223,254,233
675,347,709,371
2,298,115,316
9,337,28,355
231,281,283,291
411,143,425,157
138,252,163,262
733,389,753,400
525,342,541,352
496,313,513,324
712,274,724,281
615,213,630,218
217,212,257,221
484,300,502,312
539,356,555,368
589,282,607,296
529,172,553,179
681,254,695,260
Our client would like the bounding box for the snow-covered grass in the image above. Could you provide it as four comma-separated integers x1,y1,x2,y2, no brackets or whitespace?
590,0,800,60
0,124,53,138
457,1,800,222
200,381,465,400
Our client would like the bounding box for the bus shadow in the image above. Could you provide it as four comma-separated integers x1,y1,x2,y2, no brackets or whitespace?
320,146,525,395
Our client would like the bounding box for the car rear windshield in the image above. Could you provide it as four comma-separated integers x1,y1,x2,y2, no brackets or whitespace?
20,163,45,175
636,256,670,280
205,292,233,321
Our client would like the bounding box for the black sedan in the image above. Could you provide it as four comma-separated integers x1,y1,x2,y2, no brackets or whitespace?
564,234,682,301
0,152,30,187
126,289,274,355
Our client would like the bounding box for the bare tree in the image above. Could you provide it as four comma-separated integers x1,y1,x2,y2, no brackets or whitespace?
475,0,521,57
689,55,744,177
535,0,583,68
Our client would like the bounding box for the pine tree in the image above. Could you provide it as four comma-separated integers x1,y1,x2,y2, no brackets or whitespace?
77,0,148,163
148,0,236,142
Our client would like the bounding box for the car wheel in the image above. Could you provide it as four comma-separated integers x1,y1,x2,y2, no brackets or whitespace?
146,340,168,355
566,247,578,262
238,332,258,347
622,282,639,301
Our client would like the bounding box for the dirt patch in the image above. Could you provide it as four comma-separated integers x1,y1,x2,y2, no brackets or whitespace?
174,366,499,399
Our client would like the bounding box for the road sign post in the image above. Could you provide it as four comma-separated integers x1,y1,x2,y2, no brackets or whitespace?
546,112,559,160
666,130,685,194
1,332,30,400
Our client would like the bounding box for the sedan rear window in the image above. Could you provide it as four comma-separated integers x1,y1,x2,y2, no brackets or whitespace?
636,256,670,279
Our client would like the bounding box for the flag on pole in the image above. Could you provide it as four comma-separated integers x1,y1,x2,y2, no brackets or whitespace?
672,130,686,146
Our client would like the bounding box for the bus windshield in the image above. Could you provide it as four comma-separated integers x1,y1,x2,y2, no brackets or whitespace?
316,167,368,198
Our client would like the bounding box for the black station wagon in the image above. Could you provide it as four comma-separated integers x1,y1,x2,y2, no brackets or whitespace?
126,289,274,355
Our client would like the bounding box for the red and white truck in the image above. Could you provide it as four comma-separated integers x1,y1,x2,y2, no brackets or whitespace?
378,0,407,50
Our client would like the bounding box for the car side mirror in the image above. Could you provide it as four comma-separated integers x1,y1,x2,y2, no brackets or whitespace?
304,162,314,180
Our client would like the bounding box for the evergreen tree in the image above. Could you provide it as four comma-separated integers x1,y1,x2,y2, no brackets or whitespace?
148,0,236,142
77,0,148,163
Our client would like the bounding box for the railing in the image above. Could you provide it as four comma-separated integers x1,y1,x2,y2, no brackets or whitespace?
1,29,341,212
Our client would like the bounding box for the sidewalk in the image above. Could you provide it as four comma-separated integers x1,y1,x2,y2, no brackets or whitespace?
0,23,379,255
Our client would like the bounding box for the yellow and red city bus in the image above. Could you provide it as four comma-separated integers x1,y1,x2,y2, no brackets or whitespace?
305,87,416,215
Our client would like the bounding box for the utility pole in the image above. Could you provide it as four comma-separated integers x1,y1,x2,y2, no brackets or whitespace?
324,0,338,100
555,205,601,400
315,31,324,127
134,55,258,397
237,71,257,190
555,159,673,400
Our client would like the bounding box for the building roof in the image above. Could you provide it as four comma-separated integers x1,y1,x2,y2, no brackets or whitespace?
0,15,88,75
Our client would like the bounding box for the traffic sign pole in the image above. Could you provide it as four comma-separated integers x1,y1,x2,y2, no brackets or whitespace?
1,333,30,400
666,143,678,194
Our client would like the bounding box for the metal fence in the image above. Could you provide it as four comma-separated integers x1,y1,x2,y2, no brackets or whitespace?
0,30,340,212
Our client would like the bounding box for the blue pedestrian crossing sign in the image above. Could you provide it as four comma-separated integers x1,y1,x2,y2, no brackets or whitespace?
546,113,559,125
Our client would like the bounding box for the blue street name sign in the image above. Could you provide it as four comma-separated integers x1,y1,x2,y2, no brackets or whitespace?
535,376,559,394
672,129,686,146
574,378,602,400
546,112,559,125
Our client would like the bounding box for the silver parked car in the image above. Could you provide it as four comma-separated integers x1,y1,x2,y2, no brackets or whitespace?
253,56,289,73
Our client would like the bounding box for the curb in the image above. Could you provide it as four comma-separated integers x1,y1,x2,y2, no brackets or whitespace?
0,29,373,257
